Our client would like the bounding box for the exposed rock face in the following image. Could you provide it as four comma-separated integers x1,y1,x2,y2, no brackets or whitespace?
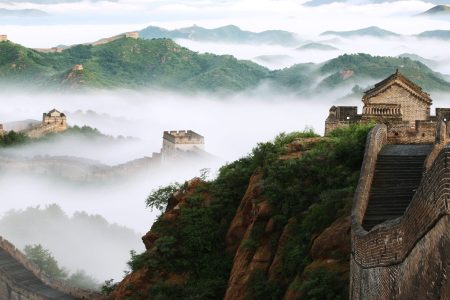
311,216,351,261
110,138,352,299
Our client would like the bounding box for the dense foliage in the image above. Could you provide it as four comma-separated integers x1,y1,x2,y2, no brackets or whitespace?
123,124,373,299
0,125,114,148
1,39,449,93
24,244,68,280
0,39,269,92
0,131,29,147
24,244,99,290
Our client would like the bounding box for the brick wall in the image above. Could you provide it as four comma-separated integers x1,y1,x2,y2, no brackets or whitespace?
352,124,388,225
351,126,450,299
0,237,103,300
365,85,430,126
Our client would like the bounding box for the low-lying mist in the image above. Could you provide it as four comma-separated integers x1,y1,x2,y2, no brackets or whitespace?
0,204,143,282
2,87,449,285
176,36,450,74
0,87,336,284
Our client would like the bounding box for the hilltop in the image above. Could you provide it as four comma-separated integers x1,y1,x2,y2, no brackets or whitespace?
305,0,450,6
416,30,450,40
0,38,269,92
320,26,400,38
272,53,450,93
1,38,450,93
296,42,338,51
106,125,372,299
420,4,450,16
139,25,301,46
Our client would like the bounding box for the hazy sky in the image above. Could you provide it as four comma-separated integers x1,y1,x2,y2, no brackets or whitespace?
0,0,446,47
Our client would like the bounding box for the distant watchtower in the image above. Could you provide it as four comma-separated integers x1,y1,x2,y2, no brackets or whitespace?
0,35,8,42
43,109,67,127
162,130,204,154
125,32,139,39
0,124,4,137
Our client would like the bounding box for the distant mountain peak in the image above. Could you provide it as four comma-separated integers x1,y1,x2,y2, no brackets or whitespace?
321,26,400,38
139,24,301,46
420,4,450,16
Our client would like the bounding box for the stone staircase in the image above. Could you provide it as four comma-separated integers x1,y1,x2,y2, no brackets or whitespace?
362,145,432,231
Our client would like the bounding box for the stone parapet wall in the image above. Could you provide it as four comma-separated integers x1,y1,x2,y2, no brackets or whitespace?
425,121,449,170
352,124,388,225
351,147,450,298
352,148,449,267
25,123,67,138
0,237,102,299
351,216,450,299
387,120,437,144
0,267,48,300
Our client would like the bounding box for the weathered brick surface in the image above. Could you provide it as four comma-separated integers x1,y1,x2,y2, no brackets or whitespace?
352,216,450,299
0,237,102,300
351,121,450,299
352,125,388,226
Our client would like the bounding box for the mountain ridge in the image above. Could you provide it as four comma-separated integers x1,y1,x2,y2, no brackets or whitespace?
139,25,301,46
1,38,449,94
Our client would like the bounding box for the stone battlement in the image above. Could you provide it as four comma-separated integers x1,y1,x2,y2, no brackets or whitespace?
162,130,206,161
163,130,204,145
125,31,139,39
0,35,7,42
22,108,68,138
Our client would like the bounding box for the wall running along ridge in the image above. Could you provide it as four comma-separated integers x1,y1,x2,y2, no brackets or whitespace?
351,122,450,299
0,236,102,300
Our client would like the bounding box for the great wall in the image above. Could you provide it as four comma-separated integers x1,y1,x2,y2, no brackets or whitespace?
325,71,450,298
0,110,209,182
0,111,210,298
0,236,102,300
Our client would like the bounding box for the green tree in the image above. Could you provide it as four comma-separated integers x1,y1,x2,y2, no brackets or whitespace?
24,244,68,280
66,270,99,290
146,182,183,211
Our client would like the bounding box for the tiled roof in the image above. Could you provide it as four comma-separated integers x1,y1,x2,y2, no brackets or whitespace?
363,70,432,104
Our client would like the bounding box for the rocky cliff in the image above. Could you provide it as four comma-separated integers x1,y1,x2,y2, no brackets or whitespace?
108,126,372,300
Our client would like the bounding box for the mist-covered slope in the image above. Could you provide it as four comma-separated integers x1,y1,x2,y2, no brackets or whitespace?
0,38,270,92
106,125,372,299
305,0,450,6
320,26,400,38
0,204,142,282
272,53,450,93
139,25,301,46
1,38,450,93
420,5,450,16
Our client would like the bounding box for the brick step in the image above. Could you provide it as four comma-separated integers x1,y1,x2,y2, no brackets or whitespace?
369,192,418,197
371,181,421,186
365,201,411,205
367,201,415,206
362,145,430,231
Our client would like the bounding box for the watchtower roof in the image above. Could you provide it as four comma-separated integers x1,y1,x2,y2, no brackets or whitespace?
363,70,432,105
45,109,65,117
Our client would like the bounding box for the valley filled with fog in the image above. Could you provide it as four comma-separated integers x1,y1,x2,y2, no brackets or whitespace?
0,89,336,282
